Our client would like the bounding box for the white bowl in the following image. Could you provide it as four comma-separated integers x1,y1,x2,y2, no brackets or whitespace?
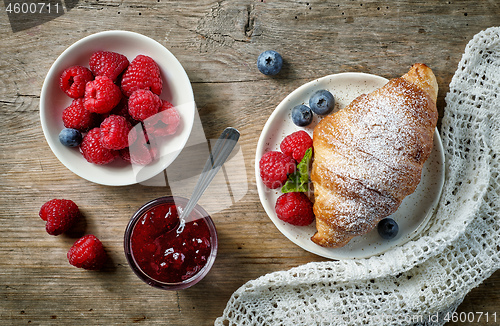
40,30,195,186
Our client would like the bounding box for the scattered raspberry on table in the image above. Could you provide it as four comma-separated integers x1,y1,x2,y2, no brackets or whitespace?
67,235,107,270
39,199,80,236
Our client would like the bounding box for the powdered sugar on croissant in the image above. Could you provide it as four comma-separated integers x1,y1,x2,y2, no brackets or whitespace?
311,63,438,248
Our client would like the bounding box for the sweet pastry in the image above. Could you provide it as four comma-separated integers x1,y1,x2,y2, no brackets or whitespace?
310,63,438,247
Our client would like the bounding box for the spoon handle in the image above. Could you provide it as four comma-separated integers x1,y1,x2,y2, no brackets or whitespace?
178,127,240,227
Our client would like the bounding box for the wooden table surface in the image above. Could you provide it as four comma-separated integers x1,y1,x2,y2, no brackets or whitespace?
1,1,499,325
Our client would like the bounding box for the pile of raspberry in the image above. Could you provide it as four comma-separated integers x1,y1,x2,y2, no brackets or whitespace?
259,130,315,226
58,50,181,165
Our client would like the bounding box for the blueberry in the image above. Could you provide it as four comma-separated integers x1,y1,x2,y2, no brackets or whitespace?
309,89,335,115
59,128,82,147
257,50,283,75
377,218,399,240
291,104,313,127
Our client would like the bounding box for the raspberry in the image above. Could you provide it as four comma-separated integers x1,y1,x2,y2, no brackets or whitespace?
39,199,80,236
127,126,158,165
129,142,158,165
128,89,161,121
84,76,122,114
121,54,163,97
129,138,159,165
67,235,107,270
100,115,133,150
280,130,313,162
80,128,118,165
62,98,97,132
275,192,314,226
89,50,129,82
160,99,174,111
108,98,138,126
59,65,94,99
259,151,296,189
119,147,131,163
144,100,180,137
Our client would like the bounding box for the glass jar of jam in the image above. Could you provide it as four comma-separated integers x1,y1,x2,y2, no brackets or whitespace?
124,196,218,290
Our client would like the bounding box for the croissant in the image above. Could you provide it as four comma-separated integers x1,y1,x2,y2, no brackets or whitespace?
310,63,438,248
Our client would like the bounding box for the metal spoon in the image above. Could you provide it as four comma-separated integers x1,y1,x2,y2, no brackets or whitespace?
176,127,240,234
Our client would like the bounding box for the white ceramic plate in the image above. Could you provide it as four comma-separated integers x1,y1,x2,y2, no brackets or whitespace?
255,73,445,259
40,30,195,186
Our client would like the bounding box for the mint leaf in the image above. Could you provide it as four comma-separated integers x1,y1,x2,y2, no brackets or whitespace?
281,148,312,193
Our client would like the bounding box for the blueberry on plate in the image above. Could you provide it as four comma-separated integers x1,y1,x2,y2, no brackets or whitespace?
291,104,313,127
59,128,83,147
377,218,399,240
309,89,335,115
257,50,283,75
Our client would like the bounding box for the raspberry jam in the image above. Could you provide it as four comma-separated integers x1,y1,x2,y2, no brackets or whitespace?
124,196,217,290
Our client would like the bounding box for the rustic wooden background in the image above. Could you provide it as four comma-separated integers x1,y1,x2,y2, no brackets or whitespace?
1,0,499,325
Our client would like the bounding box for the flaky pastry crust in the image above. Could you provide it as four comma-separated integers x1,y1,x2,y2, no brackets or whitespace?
311,63,438,248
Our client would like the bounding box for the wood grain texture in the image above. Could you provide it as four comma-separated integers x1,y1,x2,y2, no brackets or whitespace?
0,0,499,325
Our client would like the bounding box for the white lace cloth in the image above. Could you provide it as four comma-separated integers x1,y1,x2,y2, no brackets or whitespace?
215,27,500,326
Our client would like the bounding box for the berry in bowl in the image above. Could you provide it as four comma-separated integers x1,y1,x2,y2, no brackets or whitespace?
40,30,195,186
124,196,218,290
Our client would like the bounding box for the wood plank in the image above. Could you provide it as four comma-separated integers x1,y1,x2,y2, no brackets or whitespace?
1,0,499,324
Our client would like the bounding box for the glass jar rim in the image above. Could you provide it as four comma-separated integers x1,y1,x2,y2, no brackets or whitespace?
124,196,218,290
